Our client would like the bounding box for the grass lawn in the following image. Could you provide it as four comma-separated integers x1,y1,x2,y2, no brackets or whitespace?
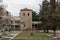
1,38,10,40
15,31,51,38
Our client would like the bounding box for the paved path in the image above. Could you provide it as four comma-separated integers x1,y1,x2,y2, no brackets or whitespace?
12,31,22,39
3,31,22,39
45,30,60,38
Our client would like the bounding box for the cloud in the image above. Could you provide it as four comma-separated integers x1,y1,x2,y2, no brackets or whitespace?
3,0,43,16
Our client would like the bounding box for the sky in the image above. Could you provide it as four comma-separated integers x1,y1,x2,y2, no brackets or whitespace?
3,0,43,16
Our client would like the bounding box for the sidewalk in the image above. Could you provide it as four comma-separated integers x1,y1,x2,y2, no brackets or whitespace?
3,31,22,39
39,30,60,39
45,30,60,39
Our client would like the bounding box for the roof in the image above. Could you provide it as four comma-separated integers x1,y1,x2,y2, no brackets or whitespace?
20,8,32,11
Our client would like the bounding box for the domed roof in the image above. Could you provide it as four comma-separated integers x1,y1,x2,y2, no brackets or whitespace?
20,8,32,11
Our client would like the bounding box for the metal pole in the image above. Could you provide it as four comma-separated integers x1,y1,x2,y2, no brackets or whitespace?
14,24,15,34
14,19,15,34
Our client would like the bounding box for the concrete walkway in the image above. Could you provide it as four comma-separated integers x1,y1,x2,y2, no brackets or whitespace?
39,30,60,39
11,31,22,39
3,31,22,39
45,30,60,39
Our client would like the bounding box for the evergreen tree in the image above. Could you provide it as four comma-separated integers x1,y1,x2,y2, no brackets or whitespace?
50,0,56,14
32,11,38,21
39,0,50,33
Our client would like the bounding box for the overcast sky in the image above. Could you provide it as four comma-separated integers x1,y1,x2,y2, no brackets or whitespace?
3,0,43,16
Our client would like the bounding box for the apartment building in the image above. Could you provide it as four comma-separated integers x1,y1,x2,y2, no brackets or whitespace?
2,10,11,31
11,16,20,31
0,8,21,31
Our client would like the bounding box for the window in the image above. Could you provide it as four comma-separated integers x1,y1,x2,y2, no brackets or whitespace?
6,11,9,16
6,19,8,24
28,13,29,16
0,7,3,10
24,24,25,27
23,13,25,16
20,13,21,15
0,17,2,19
11,20,13,24
15,20,20,23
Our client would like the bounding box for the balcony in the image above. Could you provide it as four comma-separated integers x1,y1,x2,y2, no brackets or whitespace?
0,13,4,17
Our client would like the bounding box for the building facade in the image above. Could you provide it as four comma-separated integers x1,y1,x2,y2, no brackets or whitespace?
11,16,20,31
1,10,11,31
20,8,32,30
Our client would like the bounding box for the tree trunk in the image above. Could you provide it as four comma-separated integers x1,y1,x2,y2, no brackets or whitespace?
44,30,46,33
46,29,49,33
53,30,56,36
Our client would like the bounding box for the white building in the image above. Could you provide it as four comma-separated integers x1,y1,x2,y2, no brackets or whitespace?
10,16,20,31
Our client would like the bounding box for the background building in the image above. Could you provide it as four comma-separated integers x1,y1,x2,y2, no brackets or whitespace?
1,10,11,31
11,16,20,31
0,0,5,30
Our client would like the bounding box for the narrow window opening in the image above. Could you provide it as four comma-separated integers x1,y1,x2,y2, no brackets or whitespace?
24,24,25,27
28,13,29,16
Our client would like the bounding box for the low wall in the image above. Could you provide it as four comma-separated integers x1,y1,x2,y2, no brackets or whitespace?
11,38,60,40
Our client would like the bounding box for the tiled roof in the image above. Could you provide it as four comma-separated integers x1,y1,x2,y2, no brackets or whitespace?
20,8,32,11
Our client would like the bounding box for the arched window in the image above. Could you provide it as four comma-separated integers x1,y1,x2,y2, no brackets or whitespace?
24,24,25,27
28,13,29,16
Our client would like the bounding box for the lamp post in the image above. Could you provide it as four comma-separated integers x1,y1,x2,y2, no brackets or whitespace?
13,18,15,34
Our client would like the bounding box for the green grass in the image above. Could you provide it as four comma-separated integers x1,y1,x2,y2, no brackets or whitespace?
15,31,51,38
31,33,50,38
1,38,10,40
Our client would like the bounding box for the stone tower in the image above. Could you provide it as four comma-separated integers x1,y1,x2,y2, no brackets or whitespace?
20,8,32,30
